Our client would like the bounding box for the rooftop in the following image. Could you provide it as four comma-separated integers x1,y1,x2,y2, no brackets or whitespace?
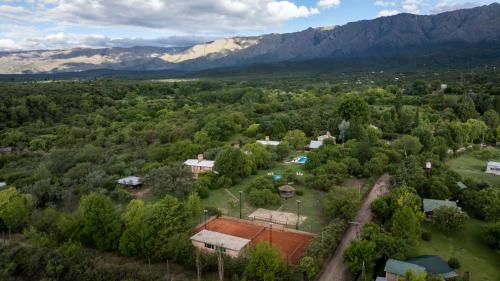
457,181,468,190
184,159,215,168
406,255,457,279
384,259,426,276
191,229,251,251
487,161,500,167
309,140,323,149
256,140,281,146
423,198,459,213
193,217,314,263
117,176,141,186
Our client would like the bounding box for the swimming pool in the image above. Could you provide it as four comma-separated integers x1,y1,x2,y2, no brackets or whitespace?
296,156,308,164
272,174,282,181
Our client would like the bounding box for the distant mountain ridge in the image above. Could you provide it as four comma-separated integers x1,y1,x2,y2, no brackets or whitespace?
1,3,500,74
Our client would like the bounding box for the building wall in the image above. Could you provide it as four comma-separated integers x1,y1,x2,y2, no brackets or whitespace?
386,272,400,281
191,240,242,258
190,166,213,178
486,165,500,175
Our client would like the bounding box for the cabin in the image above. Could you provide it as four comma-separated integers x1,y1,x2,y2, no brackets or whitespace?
382,259,426,281
485,161,500,175
184,154,215,178
256,136,280,146
307,131,335,150
423,199,459,219
117,176,142,188
378,256,457,281
190,229,250,258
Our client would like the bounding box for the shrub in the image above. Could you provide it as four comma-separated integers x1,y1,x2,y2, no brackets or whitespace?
198,186,209,199
421,231,432,241
296,190,304,196
248,189,280,207
205,206,222,217
448,257,461,269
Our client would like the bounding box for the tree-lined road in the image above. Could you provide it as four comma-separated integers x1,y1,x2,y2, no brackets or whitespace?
317,173,391,281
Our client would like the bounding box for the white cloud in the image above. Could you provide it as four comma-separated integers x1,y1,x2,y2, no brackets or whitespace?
0,0,317,34
374,0,396,7
318,0,342,9
432,1,480,13
402,0,423,13
376,9,400,17
0,23,213,51
0,39,19,50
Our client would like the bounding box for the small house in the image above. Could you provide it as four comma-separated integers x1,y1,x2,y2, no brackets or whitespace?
190,229,250,258
278,185,295,199
184,154,215,178
383,259,426,281
423,199,459,219
379,256,457,281
257,136,280,146
485,161,500,175
117,176,141,188
307,131,335,150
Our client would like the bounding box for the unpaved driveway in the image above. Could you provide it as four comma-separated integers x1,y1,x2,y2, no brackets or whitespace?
317,173,391,281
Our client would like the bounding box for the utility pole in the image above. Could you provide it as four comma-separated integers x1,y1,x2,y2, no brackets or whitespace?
217,245,224,281
239,191,243,219
296,200,301,230
204,209,208,229
349,221,361,239
196,250,201,281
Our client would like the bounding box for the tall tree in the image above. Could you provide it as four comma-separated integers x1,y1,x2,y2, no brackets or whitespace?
243,243,287,281
79,193,121,251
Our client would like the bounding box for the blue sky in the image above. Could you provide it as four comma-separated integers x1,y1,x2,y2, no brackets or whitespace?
0,0,498,50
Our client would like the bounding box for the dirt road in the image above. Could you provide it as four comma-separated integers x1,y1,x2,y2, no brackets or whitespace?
317,173,391,281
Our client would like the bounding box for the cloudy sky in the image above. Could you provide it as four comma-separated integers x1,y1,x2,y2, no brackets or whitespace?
0,0,498,51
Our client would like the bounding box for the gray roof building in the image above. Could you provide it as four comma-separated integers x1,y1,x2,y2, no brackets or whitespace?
423,199,459,213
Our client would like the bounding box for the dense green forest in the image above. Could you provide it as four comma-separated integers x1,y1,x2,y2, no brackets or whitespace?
1,69,500,281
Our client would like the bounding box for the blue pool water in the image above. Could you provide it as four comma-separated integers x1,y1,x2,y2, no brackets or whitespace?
297,156,308,164
272,175,282,181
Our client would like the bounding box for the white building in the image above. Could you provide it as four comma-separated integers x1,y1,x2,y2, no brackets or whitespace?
257,136,281,146
190,229,250,257
308,131,335,150
485,161,500,175
117,176,141,188
184,154,215,178
0,182,6,188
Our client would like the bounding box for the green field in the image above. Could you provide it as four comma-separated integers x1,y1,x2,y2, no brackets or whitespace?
448,147,500,187
415,220,500,281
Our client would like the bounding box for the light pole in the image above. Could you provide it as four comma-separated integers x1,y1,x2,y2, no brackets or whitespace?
239,191,243,219
204,209,208,229
296,200,301,230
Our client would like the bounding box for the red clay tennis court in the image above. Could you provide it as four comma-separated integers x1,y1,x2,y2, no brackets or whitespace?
193,216,314,263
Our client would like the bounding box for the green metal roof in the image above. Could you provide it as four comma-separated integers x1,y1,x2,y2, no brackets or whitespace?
384,259,426,276
423,199,458,213
406,256,457,278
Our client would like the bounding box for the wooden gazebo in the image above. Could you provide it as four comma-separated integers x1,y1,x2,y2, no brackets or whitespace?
278,185,295,199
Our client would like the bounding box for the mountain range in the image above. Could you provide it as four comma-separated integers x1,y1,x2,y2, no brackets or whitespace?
1,3,500,75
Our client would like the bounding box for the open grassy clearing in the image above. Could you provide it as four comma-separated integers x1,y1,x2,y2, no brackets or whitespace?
415,219,500,281
201,157,371,234
448,147,500,187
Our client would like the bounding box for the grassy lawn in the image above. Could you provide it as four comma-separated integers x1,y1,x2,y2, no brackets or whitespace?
415,219,500,281
448,147,500,187
200,159,328,233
